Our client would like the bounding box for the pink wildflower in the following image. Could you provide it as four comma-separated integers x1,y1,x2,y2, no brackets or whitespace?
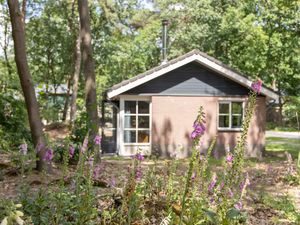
69,145,75,158
190,122,206,139
251,79,262,94
234,201,243,210
94,135,102,145
135,166,143,181
43,148,53,162
134,152,144,161
208,174,217,192
226,153,234,163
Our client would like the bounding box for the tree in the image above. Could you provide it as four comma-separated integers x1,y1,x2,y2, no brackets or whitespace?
78,0,99,157
7,0,47,171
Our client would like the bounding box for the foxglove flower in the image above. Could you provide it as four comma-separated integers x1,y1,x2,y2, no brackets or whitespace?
43,148,53,162
251,79,262,94
234,201,243,210
135,166,143,181
228,189,234,198
134,152,144,161
94,135,102,145
69,145,75,158
219,181,224,190
226,153,234,163
208,174,217,192
19,143,28,155
191,122,206,139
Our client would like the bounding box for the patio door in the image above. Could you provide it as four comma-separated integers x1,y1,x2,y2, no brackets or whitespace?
101,102,118,154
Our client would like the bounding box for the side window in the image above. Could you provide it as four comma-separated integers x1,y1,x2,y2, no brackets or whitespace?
218,101,243,129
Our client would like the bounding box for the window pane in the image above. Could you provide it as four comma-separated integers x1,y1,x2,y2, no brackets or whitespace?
124,116,136,128
232,115,242,128
138,116,149,128
138,101,149,114
219,103,229,114
232,102,243,114
125,101,136,114
138,130,150,143
219,115,230,128
124,130,136,143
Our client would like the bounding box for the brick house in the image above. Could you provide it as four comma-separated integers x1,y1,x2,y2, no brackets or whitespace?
101,49,278,158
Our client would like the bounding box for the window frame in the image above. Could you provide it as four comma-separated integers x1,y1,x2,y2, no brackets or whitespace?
217,100,244,131
123,100,151,144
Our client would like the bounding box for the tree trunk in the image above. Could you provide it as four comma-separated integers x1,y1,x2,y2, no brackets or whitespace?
7,0,47,171
78,0,99,159
70,26,81,123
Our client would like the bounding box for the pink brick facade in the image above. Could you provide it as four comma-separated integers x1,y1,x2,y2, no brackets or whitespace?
151,96,266,158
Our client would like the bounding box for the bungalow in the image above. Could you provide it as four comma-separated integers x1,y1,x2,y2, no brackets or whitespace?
101,49,279,158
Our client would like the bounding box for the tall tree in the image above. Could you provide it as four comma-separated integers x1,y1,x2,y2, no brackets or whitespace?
69,24,82,123
7,0,47,171
78,0,99,156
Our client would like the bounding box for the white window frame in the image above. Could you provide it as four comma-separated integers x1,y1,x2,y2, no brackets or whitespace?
119,95,151,156
217,100,245,131
123,101,150,144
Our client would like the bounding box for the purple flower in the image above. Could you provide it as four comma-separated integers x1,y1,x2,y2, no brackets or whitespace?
234,201,243,210
219,181,224,190
69,145,75,158
135,166,143,181
94,135,102,145
134,152,144,161
19,143,28,155
190,122,206,139
226,153,234,163
228,189,234,198
251,79,262,94
208,174,217,192
43,148,53,162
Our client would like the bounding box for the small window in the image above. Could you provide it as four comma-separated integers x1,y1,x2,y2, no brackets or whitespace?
218,101,243,129
124,100,150,144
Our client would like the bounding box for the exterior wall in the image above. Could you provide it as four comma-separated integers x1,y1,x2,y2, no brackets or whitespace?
151,96,266,158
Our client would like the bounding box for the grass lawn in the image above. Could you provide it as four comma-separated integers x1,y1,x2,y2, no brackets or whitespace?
265,137,300,159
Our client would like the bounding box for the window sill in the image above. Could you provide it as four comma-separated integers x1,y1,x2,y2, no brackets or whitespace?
217,128,242,132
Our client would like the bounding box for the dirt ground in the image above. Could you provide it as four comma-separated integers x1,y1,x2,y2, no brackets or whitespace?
0,153,299,225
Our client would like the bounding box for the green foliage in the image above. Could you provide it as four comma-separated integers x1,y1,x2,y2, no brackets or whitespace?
0,90,31,151
0,200,26,225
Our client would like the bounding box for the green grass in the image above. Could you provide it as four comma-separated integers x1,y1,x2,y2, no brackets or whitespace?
261,193,300,223
266,137,300,159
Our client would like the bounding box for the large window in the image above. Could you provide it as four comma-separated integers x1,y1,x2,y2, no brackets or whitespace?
218,101,243,129
124,101,150,144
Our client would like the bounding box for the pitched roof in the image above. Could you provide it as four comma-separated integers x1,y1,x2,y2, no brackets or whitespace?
107,49,279,100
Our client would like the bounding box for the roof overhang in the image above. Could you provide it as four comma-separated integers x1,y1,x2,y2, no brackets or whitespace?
107,50,279,101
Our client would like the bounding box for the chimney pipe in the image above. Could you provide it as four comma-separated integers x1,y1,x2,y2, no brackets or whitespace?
162,19,169,63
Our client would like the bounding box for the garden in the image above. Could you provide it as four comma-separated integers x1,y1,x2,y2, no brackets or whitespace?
1,83,300,225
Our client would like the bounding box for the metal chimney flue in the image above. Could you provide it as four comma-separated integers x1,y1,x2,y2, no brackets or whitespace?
162,19,169,64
